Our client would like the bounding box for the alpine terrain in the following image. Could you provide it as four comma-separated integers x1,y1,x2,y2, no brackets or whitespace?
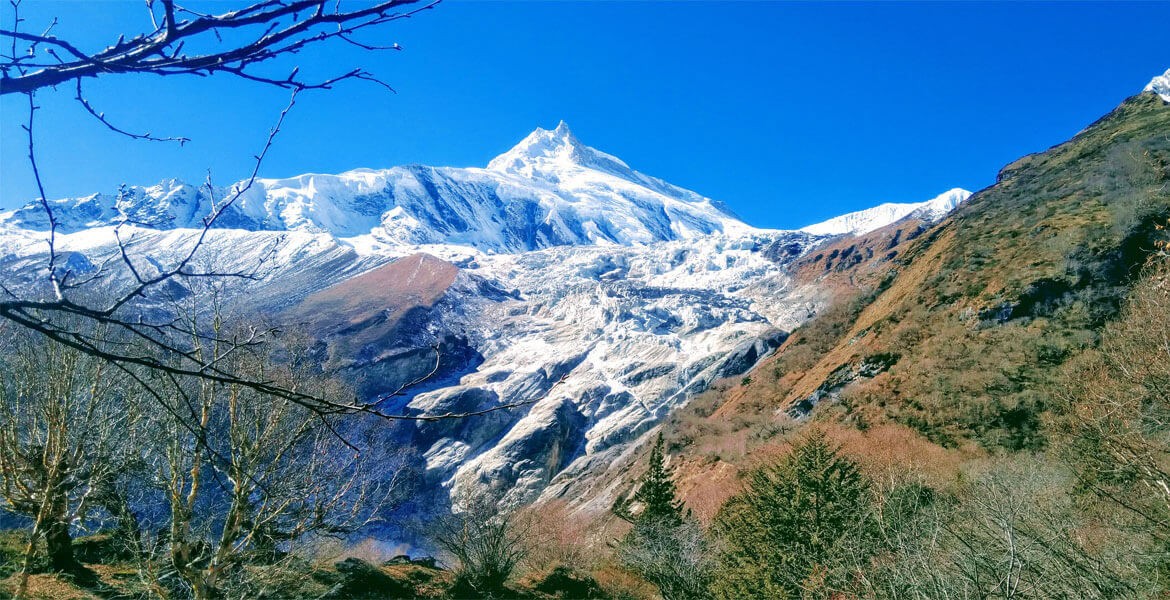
3,0,1170,594
0,121,970,513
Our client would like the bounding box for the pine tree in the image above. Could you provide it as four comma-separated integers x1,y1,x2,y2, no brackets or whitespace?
633,433,685,526
711,429,873,599
618,433,712,600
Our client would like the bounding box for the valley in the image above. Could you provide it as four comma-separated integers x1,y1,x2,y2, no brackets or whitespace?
1,5,1167,592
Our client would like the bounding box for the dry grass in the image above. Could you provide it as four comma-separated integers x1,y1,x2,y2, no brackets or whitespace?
520,499,609,572
676,458,742,525
304,536,417,566
0,574,98,600
590,562,660,600
380,564,452,598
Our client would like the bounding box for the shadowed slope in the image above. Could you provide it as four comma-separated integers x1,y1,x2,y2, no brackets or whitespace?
287,253,460,386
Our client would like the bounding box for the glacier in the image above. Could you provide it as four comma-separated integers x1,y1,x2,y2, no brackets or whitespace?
0,122,966,513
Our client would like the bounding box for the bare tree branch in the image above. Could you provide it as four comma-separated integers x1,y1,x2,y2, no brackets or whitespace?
0,0,439,95
74,78,190,144
0,0,546,434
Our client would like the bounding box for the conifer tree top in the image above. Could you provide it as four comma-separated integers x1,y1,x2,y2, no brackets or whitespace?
634,433,685,525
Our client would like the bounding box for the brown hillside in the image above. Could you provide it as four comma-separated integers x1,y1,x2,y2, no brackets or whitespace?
654,91,1169,509
287,253,458,373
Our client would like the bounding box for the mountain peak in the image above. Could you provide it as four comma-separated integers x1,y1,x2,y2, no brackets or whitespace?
480,123,742,222
487,120,599,174
485,120,647,183
3,120,751,250
1144,67,1170,102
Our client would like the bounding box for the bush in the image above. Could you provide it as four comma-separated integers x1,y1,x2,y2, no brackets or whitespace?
317,558,413,599
433,494,529,596
522,564,606,599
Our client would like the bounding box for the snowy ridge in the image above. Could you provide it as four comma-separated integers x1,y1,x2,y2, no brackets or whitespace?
799,188,971,236
1145,68,1170,102
0,122,753,253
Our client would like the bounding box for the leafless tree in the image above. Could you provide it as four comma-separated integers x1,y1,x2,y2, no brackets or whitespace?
518,499,600,573
433,492,533,595
0,287,428,599
0,0,436,96
104,290,414,600
0,0,562,426
959,462,1146,598
1058,251,1170,529
852,462,1146,600
0,7,584,597
0,322,141,599
844,473,952,600
617,516,713,600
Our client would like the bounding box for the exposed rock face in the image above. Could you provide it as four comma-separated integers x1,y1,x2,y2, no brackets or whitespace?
287,253,464,395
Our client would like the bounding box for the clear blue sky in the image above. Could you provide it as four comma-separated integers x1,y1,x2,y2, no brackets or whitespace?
1,1,1168,229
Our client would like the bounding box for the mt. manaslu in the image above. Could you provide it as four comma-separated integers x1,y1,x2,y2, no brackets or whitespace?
0,123,969,514
1,121,750,252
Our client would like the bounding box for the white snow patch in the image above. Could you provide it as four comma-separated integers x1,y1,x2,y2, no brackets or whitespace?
800,188,971,236
1144,68,1170,102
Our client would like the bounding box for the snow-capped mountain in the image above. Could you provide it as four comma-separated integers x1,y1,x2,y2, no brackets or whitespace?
1,122,752,252
0,123,966,515
1146,68,1170,102
799,188,971,236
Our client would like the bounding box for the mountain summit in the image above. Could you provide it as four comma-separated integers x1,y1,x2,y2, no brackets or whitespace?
487,121,599,173
485,121,745,220
1,122,752,251
487,121,637,182
1145,67,1170,102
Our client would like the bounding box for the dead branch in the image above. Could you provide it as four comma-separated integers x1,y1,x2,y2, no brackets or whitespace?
74,79,190,144
1,0,439,95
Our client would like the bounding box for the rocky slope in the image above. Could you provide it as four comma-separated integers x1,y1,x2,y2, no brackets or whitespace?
779,89,1170,449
